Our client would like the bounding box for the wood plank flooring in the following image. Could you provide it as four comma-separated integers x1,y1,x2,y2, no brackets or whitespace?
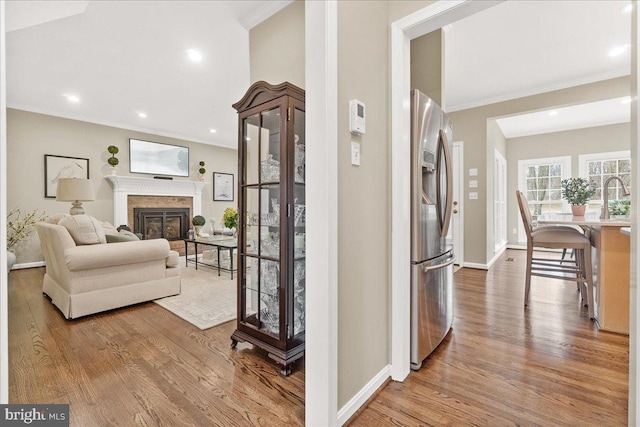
8,267,305,426
9,249,629,425
348,249,628,426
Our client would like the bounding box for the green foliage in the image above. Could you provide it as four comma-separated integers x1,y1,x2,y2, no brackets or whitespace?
7,208,46,249
192,215,206,226
561,178,596,206
609,199,631,216
107,145,119,167
222,207,238,230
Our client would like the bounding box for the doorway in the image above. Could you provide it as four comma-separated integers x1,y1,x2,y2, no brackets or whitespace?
446,141,464,265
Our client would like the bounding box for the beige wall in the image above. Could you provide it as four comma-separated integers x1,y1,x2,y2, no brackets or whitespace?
336,0,392,408
506,122,630,245
388,0,436,23
7,109,237,264
249,0,305,87
448,76,630,265
411,30,442,105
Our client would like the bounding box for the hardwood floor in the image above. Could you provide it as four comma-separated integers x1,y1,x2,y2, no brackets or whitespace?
8,267,305,426
349,249,628,426
9,249,629,426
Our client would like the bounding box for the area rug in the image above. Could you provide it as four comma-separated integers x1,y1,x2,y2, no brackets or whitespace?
154,265,236,330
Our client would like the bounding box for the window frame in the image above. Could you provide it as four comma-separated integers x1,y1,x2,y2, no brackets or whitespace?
517,155,572,244
578,150,631,210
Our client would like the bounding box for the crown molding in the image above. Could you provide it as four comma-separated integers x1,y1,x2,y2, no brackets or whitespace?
446,69,630,113
239,0,294,30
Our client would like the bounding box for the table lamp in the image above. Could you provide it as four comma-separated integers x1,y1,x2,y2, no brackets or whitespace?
56,178,95,215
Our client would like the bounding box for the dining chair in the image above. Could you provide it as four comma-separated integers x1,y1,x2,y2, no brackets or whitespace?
516,191,595,318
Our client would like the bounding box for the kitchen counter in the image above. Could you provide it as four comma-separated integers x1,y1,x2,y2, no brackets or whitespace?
621,227,631,236
538,213,630,334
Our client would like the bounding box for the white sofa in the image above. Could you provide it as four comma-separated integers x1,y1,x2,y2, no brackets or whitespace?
36,218,181,319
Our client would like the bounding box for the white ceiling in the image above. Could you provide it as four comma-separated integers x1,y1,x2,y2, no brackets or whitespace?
5,1,292,149
4,0,633,148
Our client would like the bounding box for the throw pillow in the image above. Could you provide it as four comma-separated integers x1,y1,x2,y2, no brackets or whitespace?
46,213,69,224
101,221,119,236
118,229,140,240
106,233,139,243
59,215,107,245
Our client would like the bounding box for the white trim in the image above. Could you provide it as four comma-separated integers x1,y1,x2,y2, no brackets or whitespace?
11,261,45,270
494,149,507,252
305,1,338,425
104,175,206,227
6,103,236,150
237,0,294,30
337,365,391,426
453,141,464,265
0,0,7,404
507,244,527,250
390,0,499,384
488,244,507,269
579,150,631,177
462,262,489,270
447,68,630,113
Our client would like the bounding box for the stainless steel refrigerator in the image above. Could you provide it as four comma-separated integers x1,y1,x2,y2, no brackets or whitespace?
410,89,455,370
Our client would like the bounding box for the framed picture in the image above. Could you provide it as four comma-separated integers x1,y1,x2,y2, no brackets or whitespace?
213,172,234,201
44,154,90,198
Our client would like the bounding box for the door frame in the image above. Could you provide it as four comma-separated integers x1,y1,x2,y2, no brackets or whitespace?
390,0,500,382
452,141,464,266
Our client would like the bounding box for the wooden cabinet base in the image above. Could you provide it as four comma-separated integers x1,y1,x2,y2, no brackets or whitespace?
231,330,305,376
591,226,630,335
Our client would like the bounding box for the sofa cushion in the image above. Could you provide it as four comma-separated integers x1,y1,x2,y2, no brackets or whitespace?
59,215,106,245
46,213,69,225
119,229,140,240
101,221,119,236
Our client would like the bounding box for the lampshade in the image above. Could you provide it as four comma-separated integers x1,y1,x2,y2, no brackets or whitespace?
56,178,95,215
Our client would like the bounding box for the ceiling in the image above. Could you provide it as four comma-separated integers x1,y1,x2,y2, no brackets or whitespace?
4,0,633,148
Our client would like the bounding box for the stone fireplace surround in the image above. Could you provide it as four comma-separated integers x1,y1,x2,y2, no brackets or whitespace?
105,176,207,255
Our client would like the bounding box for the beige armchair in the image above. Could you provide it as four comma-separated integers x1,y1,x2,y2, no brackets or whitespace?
36,220,181,319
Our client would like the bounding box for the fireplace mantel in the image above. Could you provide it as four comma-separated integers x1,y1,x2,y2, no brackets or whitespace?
105,176,207,227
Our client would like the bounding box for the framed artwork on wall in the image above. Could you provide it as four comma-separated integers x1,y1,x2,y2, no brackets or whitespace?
213,172,234,201
44,154,90,199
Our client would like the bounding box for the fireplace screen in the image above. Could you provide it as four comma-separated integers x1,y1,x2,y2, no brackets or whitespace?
134,208,189,241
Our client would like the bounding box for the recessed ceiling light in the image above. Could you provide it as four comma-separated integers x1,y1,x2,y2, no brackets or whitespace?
623,3,633,13
187,48,202,62
621,96,632,104
609,45,630,57
209,128,217,134
137,112,147,118
64,94,80,103
548,110,558,116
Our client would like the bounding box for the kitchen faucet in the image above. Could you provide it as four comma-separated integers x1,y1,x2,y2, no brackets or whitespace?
601,176,631,219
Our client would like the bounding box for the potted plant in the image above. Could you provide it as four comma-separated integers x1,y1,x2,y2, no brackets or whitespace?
107,145,119,175
7,208,46,271
198,161,206,181
561,177,596,216
192,215,206,236
222,207,238,233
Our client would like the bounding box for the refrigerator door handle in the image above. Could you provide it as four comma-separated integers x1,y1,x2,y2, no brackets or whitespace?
422,254,456,272
438,129,454,237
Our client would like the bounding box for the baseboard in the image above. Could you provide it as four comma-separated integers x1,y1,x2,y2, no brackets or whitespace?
337,364,391,426
487,245,507,269
462,262,489,270
11,261,45,270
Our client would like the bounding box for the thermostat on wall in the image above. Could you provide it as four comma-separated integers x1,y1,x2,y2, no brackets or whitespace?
349,99,365,135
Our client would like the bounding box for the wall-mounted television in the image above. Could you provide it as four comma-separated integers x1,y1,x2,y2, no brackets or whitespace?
129,139,189,177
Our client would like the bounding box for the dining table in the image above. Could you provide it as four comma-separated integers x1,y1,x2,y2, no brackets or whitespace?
537,212,631,334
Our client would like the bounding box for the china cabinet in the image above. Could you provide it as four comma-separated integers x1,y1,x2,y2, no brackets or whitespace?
231,81,305,375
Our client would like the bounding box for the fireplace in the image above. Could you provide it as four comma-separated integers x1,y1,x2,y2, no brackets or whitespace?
134,208,190,241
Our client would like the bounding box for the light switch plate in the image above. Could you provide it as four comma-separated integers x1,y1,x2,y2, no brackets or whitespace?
469,168,478,176
351,141,361,166
469,192,478,200
469,180,478,188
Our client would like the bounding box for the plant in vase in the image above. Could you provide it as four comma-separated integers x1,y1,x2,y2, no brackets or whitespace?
561,177,596,216
107,145,119,175
222,207,238,234
7,208,46,271
192,215,206,236
198,161,206,181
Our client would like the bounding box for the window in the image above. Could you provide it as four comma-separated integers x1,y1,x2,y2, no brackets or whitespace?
517,156,571,243
579,151,631,213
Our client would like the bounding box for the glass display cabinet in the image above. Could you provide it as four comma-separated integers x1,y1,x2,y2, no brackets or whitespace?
231,81,305,376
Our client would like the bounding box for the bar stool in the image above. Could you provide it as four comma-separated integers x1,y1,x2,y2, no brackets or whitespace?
516,191,595,319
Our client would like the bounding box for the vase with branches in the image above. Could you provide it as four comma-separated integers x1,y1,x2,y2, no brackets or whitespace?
7,208,46,271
